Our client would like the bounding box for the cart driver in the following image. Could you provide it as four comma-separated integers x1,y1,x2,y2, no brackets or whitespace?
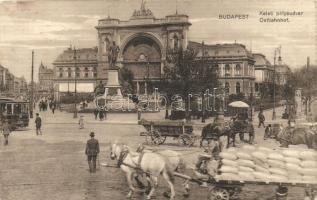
194,153,220,183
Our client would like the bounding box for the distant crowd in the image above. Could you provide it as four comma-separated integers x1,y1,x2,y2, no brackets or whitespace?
37,98,57,114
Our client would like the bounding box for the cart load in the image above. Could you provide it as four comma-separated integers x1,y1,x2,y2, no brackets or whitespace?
216,145,317,184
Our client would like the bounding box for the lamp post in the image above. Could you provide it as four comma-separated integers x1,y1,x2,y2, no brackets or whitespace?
30,50,34,118
73,48,78,118
201,41,206,123
250,84,253,121
272,48,277,120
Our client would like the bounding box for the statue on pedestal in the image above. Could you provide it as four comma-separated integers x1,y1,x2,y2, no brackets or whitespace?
108,41,120,69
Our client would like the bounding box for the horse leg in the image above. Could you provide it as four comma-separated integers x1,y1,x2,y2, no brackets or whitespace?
134,174,145,189
145,175,152,195
162,170,175,200
239,132,244,142
249,133,254,144
126,172,136,198
232,134,236,147
182,180,190,197
146,176,157,200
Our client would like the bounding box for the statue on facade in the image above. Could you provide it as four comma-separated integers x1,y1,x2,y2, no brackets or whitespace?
94,81,105,96
107,41,120,69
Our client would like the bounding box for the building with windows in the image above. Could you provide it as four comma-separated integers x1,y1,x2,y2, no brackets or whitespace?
252,53,274,95
95,2,190,95
189,41,255,95
13,76,27,95
275,56,291,85
52,47,98,101
52,2,261,97
38,62,54,95
0,64,27,97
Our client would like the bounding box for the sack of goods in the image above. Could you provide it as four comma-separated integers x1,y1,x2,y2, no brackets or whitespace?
216,145,317,183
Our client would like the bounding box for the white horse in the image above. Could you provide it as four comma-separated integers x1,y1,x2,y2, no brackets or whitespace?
110,142,176,200
136,144,190,196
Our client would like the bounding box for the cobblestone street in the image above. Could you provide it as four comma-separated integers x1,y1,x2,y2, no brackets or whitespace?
0,106,309,200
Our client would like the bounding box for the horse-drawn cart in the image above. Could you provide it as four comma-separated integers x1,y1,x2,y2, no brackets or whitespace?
139,119,197,146
174,172,317,200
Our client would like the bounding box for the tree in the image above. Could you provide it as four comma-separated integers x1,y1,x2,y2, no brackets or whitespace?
163,45,219,120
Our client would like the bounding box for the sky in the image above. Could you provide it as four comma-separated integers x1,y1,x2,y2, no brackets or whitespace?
0,0,316,82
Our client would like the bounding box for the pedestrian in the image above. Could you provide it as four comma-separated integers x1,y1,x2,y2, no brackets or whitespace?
51,101,56,114
79,116,85,129
99,110,104,121
264,124,272,140
93,109,98,120
248,120,255,144
258,111,265,128
2,119,11,145
85,132,100,173
35,113,42,135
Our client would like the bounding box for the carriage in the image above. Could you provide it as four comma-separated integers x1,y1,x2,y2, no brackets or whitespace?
139,119,198,146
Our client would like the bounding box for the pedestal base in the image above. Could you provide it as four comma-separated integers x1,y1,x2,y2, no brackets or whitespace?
106,87,122,96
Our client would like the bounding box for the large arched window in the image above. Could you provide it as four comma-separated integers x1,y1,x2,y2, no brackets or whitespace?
235,64,241,76
225,82,230,94
236,82,241,94
225,64,231,76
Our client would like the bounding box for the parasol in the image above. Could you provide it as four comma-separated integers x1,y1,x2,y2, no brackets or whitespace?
228,101,249,108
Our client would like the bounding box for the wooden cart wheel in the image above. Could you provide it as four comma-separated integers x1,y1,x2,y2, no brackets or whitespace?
150,131,166,145
178,134,194,147
208,187,230,200
145,132,154,145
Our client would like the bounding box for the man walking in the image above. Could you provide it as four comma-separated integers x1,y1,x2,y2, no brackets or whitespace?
2,119,11,145
51,101,56,114
85,132,100,173
35,113,42,135
258,111,265,128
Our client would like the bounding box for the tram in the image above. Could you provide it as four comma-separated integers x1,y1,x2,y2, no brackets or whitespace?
0,97,29,130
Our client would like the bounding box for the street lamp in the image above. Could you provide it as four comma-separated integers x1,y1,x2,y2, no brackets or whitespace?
272,48,277,120
30,50,34,118
250,84,253,121
73,48,78,118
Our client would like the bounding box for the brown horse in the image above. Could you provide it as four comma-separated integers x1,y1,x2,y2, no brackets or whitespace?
200,120,253,148
277,127,317,149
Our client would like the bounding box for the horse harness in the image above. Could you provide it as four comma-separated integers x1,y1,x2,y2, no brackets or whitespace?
117,150,147,175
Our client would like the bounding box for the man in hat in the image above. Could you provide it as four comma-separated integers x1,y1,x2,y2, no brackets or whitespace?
35,113,42,135
2,119,11,145
85,132,100,173
258,110,265,128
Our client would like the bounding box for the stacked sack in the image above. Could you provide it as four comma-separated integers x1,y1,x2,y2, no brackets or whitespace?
216,145,317,183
